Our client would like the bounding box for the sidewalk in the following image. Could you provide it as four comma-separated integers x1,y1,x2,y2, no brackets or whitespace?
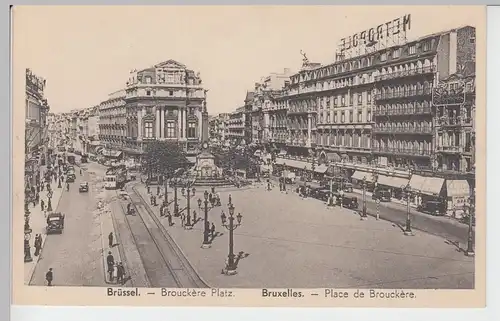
98,202,129,287
24,180,65,285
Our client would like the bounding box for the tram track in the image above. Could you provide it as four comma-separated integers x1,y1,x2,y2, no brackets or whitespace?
117,183,208,288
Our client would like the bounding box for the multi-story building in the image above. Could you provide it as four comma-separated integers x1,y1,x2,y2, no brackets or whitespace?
99,59,208,162
226,107,246,145
25,68,50,188
98,89,127,159
243,92,254,144
209,113,229,146
253,68,292,148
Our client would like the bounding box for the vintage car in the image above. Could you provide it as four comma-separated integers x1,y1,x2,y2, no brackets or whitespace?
66,173,76,183
46,212,65,234
372,189,392,202
310,187,331,202
79,182,89,192
417,200,446,216
333,194,359,209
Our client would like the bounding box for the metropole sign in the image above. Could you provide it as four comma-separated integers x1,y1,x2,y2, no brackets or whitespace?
339,14,411,53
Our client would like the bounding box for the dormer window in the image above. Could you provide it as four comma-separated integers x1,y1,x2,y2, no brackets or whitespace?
145,76,152,84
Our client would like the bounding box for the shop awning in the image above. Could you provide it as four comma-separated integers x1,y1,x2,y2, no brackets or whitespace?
410,174,444,196
327,153,341,162
286,159,310,170
314,164,328,173
351,171,375,182
377,174,410,189
446,180,471,198
102,149,123,158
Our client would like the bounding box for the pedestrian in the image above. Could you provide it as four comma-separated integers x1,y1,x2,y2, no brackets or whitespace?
106,251,115,281
34,234,42,256
192,210,197,222
181,214,185,227
147,185,150,194
80,169,82,175
66,182,70,191
108,232,114,248
41,199,45,211
61,175,64,182
157,186,160,195
167,213,173,226
116,262,125,285
46,182,50,191
210,222,216,238
127,203,131,215
45,268,53,286
150,195,154,205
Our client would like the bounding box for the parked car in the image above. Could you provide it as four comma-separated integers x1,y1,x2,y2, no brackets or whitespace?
79,182,89,193
333,194,359,209
310,187,330,202
66,173,76,183
417,200,446,216
372,189,392,202
46,212,65,234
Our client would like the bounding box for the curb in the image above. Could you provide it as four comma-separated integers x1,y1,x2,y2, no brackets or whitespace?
27,184,66,285
130,182,212,288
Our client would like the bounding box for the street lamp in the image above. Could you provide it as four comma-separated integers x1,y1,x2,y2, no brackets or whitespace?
360,176,368,219
465,188,475,257
198,189,217,249
47,190,53,212
327,177,335,207
401,183,413,236
24,210,33,263
170,177,181,217
220,199,243,275
180,184,196,230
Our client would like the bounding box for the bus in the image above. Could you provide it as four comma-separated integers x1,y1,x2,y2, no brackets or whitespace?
104,165,127,189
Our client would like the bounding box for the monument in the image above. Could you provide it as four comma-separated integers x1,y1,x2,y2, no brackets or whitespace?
193,142,232,187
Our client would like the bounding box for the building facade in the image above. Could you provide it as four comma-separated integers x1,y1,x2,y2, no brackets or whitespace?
98,60,208,161
226,107,246,145
209,113,229,146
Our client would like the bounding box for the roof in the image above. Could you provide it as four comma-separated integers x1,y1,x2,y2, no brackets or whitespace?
245,91,255,102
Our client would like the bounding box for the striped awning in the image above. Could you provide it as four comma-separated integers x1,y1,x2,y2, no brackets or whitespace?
377,174,410,189
446,180,470,198
351,171,375,182
410,174,444,196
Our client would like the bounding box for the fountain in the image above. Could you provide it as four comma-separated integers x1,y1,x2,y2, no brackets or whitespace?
192,142,233,187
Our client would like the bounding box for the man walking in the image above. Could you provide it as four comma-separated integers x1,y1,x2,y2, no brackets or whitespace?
106,251,115,282
108,232,114,248
40,199,45,211
34,234,42,256
45,268,53,286
210,222,216,238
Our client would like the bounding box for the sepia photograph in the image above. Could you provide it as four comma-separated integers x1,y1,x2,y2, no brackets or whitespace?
12,5,486,307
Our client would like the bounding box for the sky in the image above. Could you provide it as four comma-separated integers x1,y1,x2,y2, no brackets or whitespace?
13,5,482,115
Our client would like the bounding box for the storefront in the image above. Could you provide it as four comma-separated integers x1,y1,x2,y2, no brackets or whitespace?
408,174,445,207
350,170,376,190
375,174,410,200
445,179,471,216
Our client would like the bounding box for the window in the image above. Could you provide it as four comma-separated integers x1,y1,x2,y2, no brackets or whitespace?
470,36,476,44
341,96,345,106
380,52,387,61
422,41,431,52
146,90,151,96
165,121,175,138
169,90,173,96
358,111,362,122
367,92,372,103
341,112,345,123
392,49,401,59
358,94,363,105
145,76,152,84
167,73,174,83
188,122,196,138
326,114,330,123
367,110,372,122
409,45,416,55
334,97,338,106
334,113,338,123
349,112,353,123
144,122,153,138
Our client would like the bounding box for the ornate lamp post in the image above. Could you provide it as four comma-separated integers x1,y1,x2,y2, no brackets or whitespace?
180,184,196,230
24,209,33,262
465,188,475,257
46,190,53,212
198,189,217,249
220,199,243,275
171,177,181,217
327,177,335,207
401,183,413,236
360,176,368,219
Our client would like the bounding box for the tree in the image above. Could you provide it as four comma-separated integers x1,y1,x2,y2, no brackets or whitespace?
141,141,189,181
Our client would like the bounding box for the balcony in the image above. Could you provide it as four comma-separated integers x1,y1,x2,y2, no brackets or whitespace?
374,65,436,82
436,117,473,127
374,106,432,117
373,147,431,157
436,145,464,153
375,88,432,101
372,126,433,135
288,108,314,115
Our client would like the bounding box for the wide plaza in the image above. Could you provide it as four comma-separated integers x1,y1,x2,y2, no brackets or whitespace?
136,182,474,289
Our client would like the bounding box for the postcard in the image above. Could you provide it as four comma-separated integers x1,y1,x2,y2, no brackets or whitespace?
12,5,486,307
